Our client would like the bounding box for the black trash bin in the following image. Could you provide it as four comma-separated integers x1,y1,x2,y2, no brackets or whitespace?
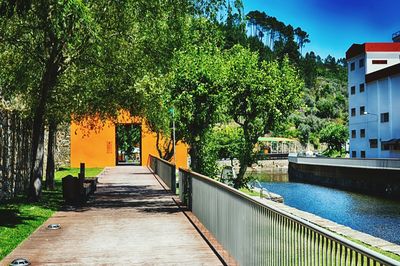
62,175,80,204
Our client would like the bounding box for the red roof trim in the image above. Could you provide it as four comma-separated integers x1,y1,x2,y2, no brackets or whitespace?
346,43,400,60
346,44,364,60
365,63,400,83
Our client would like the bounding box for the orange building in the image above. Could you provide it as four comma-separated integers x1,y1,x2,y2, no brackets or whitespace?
70,112,188,169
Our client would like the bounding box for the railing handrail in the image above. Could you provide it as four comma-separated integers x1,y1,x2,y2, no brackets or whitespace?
179,167,400,265
149,155,176,194
149,154,175,167
289,156,400,170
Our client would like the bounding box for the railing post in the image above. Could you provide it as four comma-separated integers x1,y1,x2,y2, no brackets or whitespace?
79,162,85,180
154,158,158,175
188,172,192,210
171,165,176,195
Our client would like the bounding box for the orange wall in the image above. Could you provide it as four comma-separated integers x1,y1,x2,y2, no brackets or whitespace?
70,113,188,169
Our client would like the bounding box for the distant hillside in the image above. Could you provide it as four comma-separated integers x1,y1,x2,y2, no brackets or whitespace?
220,8,349,154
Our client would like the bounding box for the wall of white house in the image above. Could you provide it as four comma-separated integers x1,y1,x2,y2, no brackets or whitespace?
365,52,400,74
349,72,400,158
348,54,367,158
348,49,400,158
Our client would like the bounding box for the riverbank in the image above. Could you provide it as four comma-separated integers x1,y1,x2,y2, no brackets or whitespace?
217,159,288,173
289,157,400,199
252,195,400,260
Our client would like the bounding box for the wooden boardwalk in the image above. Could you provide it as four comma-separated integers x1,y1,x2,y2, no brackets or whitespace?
1,166,222,265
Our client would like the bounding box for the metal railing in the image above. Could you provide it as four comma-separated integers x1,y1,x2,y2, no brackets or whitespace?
148,155,176,194
289,156,400,170
179,168,400,266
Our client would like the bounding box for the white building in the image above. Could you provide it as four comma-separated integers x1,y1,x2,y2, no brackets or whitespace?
346,42,400,158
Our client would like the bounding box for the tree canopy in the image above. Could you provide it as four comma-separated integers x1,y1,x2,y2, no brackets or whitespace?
0,0,349,198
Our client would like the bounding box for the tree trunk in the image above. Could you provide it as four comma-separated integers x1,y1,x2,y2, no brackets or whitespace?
189,143,200,172
29,123,45,201
236,143,251,189
235,127,253,189
28,46,59,201
45,120,56,190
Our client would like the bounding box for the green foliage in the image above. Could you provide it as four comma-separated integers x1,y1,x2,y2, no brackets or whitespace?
116,125,141,159
218,8,349,155
167,46,227,172
320,122,348,155
197,124,244,177
210,125,243,160
0,0,97,115
225,46,304,187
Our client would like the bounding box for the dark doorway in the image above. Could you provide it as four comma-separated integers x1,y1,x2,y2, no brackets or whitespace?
116,124,141,165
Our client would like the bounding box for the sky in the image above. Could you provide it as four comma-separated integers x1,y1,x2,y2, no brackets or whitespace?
242,0,400,59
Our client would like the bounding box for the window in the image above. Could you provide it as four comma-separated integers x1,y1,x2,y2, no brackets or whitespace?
351,130,356,138
372,60,387,64
352,151,357,158
360,129,365,138
382,144,400,151
381,112,389,123
360,106,365,115
370,139,378,148
359,58,364,68
350,62,355,71
351,108,356,117
361,151,366,158
359,83,365,93
351,86,356,95
382,144,390,151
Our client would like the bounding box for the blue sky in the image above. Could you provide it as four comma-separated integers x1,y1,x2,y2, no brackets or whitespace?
242,0,400,59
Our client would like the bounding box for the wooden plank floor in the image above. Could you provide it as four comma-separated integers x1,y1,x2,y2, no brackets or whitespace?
1,166,222,265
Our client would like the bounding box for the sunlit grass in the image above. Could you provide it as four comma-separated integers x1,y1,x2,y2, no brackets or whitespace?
55,167,103,180
0,167,103,260
239,187,261,197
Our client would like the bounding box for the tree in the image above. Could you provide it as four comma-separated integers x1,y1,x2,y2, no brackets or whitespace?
0,0,97,201
0,0,193,200
210,124,243,164
302,52,318,88
294,27,310,54
167,46,227,174
221,1,246,49
225,46,303,188
320,122,348,156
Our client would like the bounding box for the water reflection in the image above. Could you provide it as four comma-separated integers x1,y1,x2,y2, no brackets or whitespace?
247,170,289,182
253,171,400,245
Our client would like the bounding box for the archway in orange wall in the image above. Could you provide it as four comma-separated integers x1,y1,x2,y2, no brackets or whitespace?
70,110,189,169
115,123,142,166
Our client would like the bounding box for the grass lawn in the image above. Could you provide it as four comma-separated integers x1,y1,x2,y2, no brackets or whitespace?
239,187,261,197
0,167,103,260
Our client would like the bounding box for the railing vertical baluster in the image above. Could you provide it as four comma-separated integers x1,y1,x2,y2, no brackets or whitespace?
293,220,297,266
295,222,298,265
355,251,359,266
268,209,271,266
278,215,282,265
306,227,310,266
272,213,276,265
303,225,307,266
286,218,290,266
350,248,353,266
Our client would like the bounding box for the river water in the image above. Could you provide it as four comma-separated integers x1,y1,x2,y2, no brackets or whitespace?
251,171,400,245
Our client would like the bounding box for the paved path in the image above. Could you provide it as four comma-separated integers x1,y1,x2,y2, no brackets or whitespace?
1,167,222,265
